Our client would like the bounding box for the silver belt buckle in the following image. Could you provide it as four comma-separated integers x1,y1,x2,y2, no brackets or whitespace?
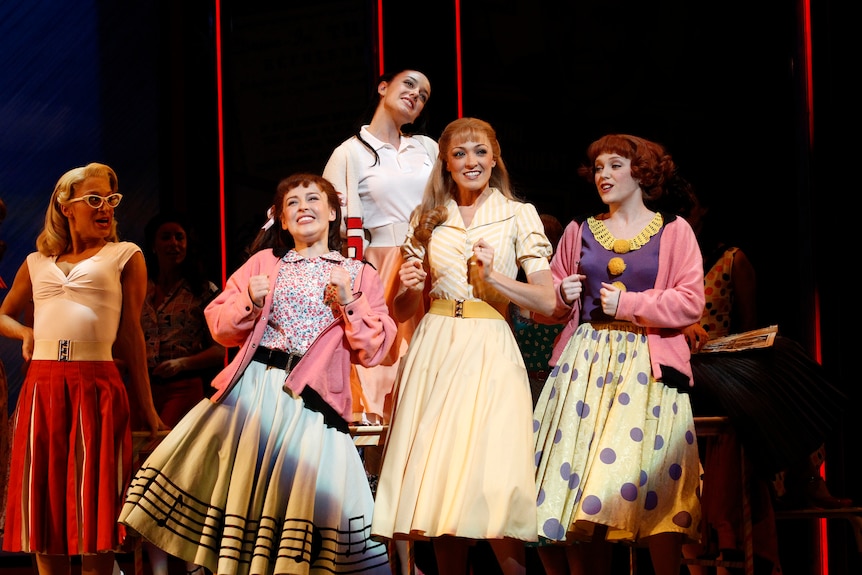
58,339,71,361
454,300,464,318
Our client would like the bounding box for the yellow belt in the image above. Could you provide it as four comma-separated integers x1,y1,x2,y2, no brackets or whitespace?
428,299,504,320
32,340,113,361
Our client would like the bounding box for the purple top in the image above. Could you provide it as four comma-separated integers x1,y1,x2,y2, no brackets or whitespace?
580,224,662,322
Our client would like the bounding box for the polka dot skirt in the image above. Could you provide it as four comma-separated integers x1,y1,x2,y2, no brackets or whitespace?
533,322,702,544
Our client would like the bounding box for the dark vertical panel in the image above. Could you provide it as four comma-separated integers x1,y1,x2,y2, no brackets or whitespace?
218,0,376,273
458,0,804,340
379,0,457,139
811,0,859,572
155,0,220,282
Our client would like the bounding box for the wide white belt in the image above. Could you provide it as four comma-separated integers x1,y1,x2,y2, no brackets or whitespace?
32,339,113,361
367,222,410,247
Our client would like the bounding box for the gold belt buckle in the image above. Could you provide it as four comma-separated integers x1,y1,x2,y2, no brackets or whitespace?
58,339,71,361
454,300,464,318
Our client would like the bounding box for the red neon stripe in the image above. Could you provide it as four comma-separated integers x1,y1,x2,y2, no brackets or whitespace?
215,0,227,288
377,0,384,73
801,1,827,572
454,0,463,117
803,0,814,150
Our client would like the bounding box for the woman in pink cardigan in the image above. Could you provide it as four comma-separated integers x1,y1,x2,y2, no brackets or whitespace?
120,173,396,575
532,134,705,575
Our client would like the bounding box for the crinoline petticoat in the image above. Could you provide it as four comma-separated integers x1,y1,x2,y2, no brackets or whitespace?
688,335,846,477
119,361,389,575
533,322,701,544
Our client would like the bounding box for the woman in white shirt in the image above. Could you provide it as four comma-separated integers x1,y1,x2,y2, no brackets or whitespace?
323,68,436,427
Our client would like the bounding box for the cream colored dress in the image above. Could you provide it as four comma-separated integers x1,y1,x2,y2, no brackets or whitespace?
372,189,551,542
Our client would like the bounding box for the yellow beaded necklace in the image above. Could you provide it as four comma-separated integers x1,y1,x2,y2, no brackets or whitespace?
589,213,664,289
588,212,664,254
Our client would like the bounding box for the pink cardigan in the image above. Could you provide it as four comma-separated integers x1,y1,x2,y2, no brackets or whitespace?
204,249,396,421
535,214,704,385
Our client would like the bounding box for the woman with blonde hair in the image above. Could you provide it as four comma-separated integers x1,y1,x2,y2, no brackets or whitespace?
1,162,165,575
373,118,556,575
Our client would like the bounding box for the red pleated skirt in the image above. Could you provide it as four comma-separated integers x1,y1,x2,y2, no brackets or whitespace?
2,360,131,555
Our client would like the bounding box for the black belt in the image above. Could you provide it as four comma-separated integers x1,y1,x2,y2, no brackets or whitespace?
252,346,349,434
253,346,303,373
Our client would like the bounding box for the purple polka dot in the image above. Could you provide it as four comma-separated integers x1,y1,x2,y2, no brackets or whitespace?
552,365,562,377
673,511,693,528
533,419,540,433
559,465,581,490
638,371,648,385
571,368,579,381
561,363,570,374
597,375,605,388
627,332,637,342
591,351,599,363
600,448,616,464
617,351,627,362
542,518,566,540
591,330,599,341
621,482,638,501
686,429,695,444
639,470,648,486
618,392,630,405
672,402,678,414
669,463,682,480
549,386,557,400
535,451,543,466
632,349,638,359
654,435,665,450
605,370,614,383
644,491,658,510
652,405,661,417
554,429,563,444
630,427,644,441
583,349,591,361
576,401,590,418
582,495,602,515
537,488,545,506
639,334,647,343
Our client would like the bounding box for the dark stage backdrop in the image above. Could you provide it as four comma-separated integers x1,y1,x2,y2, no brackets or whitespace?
0,1,856,571
216,0,811,348
0,0,162,407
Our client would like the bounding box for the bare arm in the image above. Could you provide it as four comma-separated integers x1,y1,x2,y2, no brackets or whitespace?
0,260,35,361
471,240,556,317
113,251,167,433
393,259,426,322
485,267,556,317
151,342,226,379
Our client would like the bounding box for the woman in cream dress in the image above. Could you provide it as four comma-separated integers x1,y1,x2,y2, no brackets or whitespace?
372,117,556,575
